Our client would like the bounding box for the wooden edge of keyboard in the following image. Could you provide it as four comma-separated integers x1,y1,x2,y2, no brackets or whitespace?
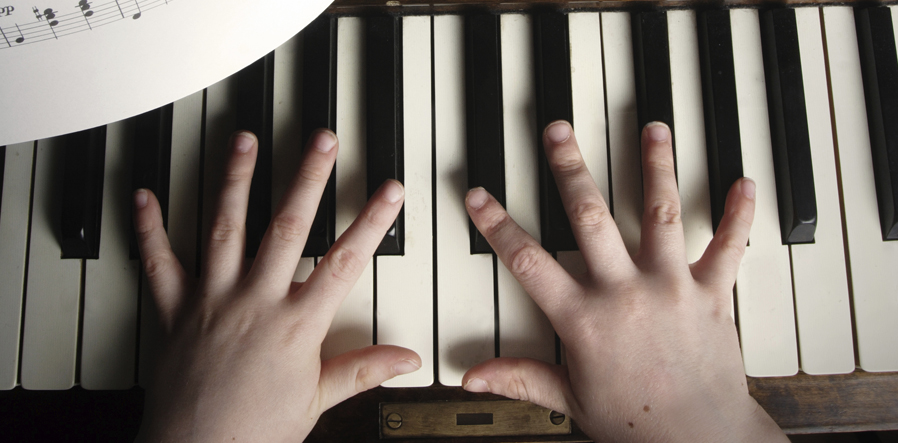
325,0,898,15
307,371,898,441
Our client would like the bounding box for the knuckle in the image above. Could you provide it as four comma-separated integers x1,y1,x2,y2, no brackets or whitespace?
480,210,514,239
717,233,747,264
508,242,544,279
142,252,173,280
569,199,610,231
647,199,681,226
327,246,363,283
645,151,676,174
210,219,243,244
269,213,308,245
551,150,584,175
297,160,330,185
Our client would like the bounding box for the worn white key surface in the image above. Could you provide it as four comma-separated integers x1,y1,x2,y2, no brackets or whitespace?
602,12,643,256
731,9,799,377
0,143,35,389
824,6,898,372
435,15,496,387
138,91,205,387
378,16,434,388
271,31,316,283
20,138,82,390
499,14,555,363
322,17,374,361
668,10,714,264
81,120,140,390
789,7,855,375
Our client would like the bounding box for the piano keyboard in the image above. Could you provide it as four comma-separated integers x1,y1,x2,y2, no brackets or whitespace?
1,6,897,391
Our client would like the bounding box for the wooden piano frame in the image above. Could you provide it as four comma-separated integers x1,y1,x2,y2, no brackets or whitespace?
306,1,898,441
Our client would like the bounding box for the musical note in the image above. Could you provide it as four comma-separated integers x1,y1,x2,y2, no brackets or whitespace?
131,0,140,19
14,23,23,43
77,0,92,29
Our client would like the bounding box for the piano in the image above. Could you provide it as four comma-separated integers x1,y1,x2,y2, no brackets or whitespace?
1,0,897,440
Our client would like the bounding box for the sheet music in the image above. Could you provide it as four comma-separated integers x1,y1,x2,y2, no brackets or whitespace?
0,0,331,145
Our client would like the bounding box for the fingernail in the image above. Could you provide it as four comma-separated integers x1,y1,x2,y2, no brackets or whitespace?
742,178,756,200
383,180,405,203
645,122,670,142
545,121,571,144
234,132,256,153
313,130,337,153
134,189,148,209
467,187,489,210
464,378,490,393
392,359,421,376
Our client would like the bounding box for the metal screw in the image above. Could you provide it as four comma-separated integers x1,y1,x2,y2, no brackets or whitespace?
549,411,566,425
385,412,403,430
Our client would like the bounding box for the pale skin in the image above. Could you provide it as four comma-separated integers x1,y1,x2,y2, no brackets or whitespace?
133,121,789,442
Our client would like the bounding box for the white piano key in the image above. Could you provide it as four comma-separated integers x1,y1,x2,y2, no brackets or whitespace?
271,32,316,282
20,138,82,390
602,12,643,256
668,10,715,264
377,16,434,388
789,7,854,375
498,13,554,363
435,15,496,386
81,120,141,390
824,6,898,372
322,17,374,361
0,142,35,389
139,92,204,387
731,8,799,377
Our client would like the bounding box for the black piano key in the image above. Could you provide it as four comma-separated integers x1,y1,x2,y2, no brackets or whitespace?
698,9,744,233
366,15,404,256
465,13,506,255
0,146,5,215
300,14,339,257
533,10,577,253
760,8,818,244
129,104,174,260
60,126,107,259
632,11,676,155
855,7,898,241
235,52,275,258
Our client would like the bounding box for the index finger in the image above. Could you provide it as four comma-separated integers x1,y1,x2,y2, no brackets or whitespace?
465,187,580,322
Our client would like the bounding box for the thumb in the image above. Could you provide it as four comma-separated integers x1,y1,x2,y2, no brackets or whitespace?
462,357,574,416
316,345,421,412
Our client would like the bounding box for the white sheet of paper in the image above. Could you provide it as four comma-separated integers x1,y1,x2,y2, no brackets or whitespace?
0,0,331,145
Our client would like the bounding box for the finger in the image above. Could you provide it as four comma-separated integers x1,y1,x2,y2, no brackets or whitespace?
635,122,687,272
201,131,257,291
543,121,632,273
466,187,581,323
133,189,188,331
316,345,421,413
692,178,756,290
248,130,337,295
297,180,404,326
462,357,574,417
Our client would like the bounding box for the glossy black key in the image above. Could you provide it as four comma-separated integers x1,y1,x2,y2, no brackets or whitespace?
533,10,576,253
698,9,744,233
235,52,275,257
0,146,5,214
855,6,898,241
760,8,817,244
129,104,173,259
632,11,676,154
301,14,338,257
60,126,107,259
366,15,404,256
465,13,505,254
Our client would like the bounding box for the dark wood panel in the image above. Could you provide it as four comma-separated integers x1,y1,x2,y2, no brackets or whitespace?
325,0,876,15
308,371,898,441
